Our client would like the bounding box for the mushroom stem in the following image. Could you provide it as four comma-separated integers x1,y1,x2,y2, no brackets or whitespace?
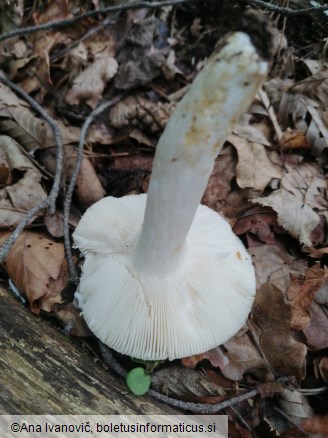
133,32,268,276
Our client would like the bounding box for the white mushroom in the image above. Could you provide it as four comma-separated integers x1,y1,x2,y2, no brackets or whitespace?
73,32,268,360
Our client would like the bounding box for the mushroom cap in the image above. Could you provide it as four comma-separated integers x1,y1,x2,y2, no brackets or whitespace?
73,194,256,360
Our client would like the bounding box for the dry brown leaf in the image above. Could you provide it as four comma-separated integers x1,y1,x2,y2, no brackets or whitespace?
72,150,106,208
303,301,328,350
162,50,183,81
151,366,225,398
256,87,283,141
181,348,229,370
248,244,297,288
86,122,116,145
292,71,328,109
0,82,80,152
0,204,29,228
0,1,25,62
252,281,307,379
114,155,153,172
314,356,328,383
114,51,165,90
52,302,91,337
252,161,327,247
233,208,278,245
230,134,282,192
0,135,47,227
202,145,251,219
279,388,313,422
113,16,167,90
0,106,48,152
318,357,328,383
33,0,71,24
16,32,65,97
0,159,10,184
287,265,328,330
44,210,64,238
66,54,118,108
0,231,68,314
253,189,319,247
279,92,328,157
301,415,328,436
232,113,271,146
219,330,272,382
0,0,24,31
229,423,253,438
280,128,311,150
315,282,328,306
41,145,105,209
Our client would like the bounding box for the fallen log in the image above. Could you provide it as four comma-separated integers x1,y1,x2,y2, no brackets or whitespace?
0,286,179,415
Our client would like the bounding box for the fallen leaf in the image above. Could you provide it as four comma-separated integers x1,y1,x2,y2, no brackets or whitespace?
248,244,299,288
303,301,328,350
314,356,328,383
252,281,307,379
66,54,118,108
0,82,80,152
279,388,313,421
230,134,282,192
33,0,70,24
280,128,310,150
287,265,328,330
233,208,278,245
220,330,272,382
279,91,328,157
181,348,229,369
0,231,68,314
0,135,47,227
252,160,327,247
44,210,64,238
52,302,91,337
41,145,105,209
202,145,251,219
232,113,271,146
301,415,328,436
151,366,225,398
114,50,165,90
228,422,253,438
162,50,183,81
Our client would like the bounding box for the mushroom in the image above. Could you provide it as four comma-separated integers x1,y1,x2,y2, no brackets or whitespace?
73,32,268,360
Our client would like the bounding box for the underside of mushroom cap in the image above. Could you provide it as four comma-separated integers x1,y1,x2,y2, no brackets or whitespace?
73,194,256,360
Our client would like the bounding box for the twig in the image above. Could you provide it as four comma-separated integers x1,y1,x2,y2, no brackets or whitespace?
148,387,259,414
50,14,119,64
63,96,124,282
99,343,285,414
0,0,190,42
248,0,328,16
0,74,63,263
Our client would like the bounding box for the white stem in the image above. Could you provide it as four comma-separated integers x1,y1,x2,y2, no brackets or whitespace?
133,33,268,275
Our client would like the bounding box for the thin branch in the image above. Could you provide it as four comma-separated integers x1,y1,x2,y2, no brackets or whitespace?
99,343,287,414
148,387,259,414
0,0,190,42
249,0,328,16
0,74,63,263
50,14,119,64
63,96,124,282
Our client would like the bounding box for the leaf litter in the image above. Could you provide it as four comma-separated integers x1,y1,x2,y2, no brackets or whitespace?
0,0,328,434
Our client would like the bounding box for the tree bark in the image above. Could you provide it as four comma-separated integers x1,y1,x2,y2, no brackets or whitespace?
0,286,179,415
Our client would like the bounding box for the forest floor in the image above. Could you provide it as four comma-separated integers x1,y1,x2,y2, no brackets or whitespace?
0,1,328,436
